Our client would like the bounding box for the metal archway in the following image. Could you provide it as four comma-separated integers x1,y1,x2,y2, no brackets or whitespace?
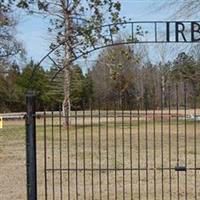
31,20,200,81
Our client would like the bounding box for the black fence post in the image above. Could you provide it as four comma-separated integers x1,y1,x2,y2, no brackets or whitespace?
26,91,37,200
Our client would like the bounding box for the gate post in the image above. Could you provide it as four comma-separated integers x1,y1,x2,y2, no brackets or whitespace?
26,91,37,200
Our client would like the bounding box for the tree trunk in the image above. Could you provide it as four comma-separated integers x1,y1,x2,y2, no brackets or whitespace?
62,66,71,127
62,0,73,127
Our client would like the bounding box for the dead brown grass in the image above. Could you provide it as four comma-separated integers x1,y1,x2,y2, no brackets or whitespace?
1,109,200,199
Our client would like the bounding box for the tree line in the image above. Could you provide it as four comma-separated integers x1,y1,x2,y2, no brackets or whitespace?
89,44,200,109
1,44,200,112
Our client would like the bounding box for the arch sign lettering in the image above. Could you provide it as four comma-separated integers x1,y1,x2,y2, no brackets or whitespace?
135,21,200,43
167,21,200,42
107,21,200,44
34,21,200,80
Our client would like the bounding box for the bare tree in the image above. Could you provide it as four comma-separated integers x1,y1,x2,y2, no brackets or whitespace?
0,6,25,72
90,43,141,107
158,0,200,19
191,44,200,61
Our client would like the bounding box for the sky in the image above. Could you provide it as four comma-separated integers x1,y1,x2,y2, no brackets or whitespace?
16,0,198,68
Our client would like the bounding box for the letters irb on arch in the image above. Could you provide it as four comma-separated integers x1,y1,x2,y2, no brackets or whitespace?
166,21,200,42
94,21,200,44
121,21,200,43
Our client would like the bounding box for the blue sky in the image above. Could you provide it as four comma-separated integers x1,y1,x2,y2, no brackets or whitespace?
16,0,197,67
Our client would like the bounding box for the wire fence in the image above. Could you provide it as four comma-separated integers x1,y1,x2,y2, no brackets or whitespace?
36,82,200,199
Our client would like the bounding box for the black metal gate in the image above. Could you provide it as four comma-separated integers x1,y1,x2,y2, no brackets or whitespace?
26,82,200,200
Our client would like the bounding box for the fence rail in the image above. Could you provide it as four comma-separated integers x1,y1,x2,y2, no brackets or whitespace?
26,82,200,200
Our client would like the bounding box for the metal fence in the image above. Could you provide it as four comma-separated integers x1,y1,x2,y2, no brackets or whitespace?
26,82,200,199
